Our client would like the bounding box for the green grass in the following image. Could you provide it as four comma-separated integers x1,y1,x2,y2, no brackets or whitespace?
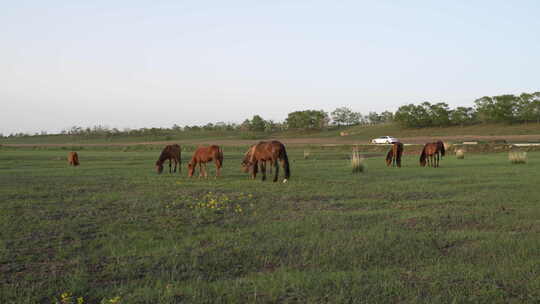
1,149,540,303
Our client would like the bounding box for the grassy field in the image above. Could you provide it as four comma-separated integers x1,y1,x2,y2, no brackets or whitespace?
1,148,540,303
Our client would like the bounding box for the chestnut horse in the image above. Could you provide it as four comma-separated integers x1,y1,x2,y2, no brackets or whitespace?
419,140,445,167
188,145,223,178
242,143,274,175
241,140,290,183
385,142,403,167
155,144,181,174
68,152,79,166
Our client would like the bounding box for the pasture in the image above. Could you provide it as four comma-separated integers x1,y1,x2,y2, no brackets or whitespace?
1,148,540,303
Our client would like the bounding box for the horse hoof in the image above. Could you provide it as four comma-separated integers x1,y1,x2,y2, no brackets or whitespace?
282,179,288,183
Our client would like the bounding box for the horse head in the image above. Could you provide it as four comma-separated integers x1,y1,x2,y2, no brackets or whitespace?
241,160,252,173
155,161,164,174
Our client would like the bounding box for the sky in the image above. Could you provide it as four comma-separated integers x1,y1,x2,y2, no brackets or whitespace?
1,0,539,134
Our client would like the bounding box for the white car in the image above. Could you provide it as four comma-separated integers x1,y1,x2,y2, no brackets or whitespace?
371,136,399,144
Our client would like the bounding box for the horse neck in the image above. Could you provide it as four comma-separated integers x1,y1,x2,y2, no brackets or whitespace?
157,152,170,164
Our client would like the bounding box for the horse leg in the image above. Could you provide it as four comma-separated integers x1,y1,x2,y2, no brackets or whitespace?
169,159,172,173
215,160,221,178
260,161,267,181
173,158,177,173
203,162,208,178
251,161,258,180
273,159,279,182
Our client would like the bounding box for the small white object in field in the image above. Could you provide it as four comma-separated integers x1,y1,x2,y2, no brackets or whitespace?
283,179,288,183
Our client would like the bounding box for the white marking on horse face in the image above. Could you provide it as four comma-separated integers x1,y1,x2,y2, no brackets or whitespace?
282,179,288,183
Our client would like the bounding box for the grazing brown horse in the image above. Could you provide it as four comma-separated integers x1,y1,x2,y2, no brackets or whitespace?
241,140,290,183
67,152,79,166
242,143,274,174
419,141,445,167
385,142,404,167
188,145,223,178
155,144,181,174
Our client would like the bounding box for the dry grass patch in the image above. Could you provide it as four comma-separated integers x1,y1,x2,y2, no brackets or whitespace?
509,151,527,164
456,149,465,159
351,148,366,173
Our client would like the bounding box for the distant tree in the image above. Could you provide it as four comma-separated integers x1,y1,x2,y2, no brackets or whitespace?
264,120,278,132
450,107,477,127
240,119,251,131
202,123,215,131
475,95,517,123
250,115,266,132
367,112,382,125
380,111,394,123
172,124,182,131
394,103,431,128
286,110,329,129
428,102,451,126
331,107,362,126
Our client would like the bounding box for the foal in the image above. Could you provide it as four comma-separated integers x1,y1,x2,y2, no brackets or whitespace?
188,145,224,178
155,144,181,174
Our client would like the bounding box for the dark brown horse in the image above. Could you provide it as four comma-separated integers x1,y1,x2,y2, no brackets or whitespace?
68,152,79,166
241,140,290,183
156,144,181,174
385,142,404,167
188,145,223,178
419,141,445,167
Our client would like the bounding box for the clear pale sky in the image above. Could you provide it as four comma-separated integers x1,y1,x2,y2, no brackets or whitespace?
2,0,539,134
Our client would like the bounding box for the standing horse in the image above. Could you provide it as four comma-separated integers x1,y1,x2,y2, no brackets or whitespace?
188,145,223,178
68,152,80,166
156,144,181,174
419,141,445,167
385,142,404,167
241,140,290,183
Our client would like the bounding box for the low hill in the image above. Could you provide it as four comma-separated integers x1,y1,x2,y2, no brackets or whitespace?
2,123,540,146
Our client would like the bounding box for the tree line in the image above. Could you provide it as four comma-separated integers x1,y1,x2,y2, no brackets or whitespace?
3,91,539,138
394,92,540,128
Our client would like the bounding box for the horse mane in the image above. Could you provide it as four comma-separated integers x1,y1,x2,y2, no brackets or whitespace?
157,145,181,166
156,149,170,165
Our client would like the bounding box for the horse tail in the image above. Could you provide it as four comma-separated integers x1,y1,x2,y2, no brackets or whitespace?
397,143,403,167
439,141,446,157
280,144,291,179
419,146,427,167
218,146,224,166
385,149,393,166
